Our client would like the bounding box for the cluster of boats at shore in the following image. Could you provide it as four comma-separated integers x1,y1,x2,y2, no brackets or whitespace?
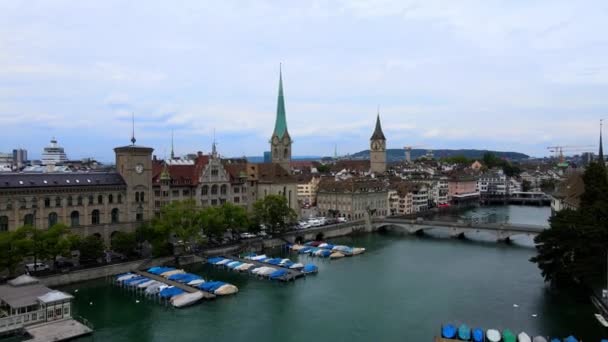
290,241,365,258
441,323,591,342
113,266,238,308
207,255,318,280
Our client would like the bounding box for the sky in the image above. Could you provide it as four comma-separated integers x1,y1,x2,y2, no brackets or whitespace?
1,1,608,162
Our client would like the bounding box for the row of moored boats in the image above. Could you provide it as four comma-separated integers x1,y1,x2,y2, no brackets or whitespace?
114,266,238,308
290,241,365,258
207,255,318,280
441,323,586,342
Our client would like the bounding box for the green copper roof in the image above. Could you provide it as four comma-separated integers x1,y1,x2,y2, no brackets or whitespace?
273,67,288,139
370,113,386,140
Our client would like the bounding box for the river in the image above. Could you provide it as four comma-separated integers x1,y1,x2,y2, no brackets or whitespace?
64,206,606,341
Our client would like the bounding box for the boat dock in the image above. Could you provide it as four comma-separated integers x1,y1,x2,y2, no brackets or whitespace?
132,270,216,299
24,318,93,342
218,255,306,282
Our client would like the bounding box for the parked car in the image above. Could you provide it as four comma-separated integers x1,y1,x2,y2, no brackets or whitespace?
256,231,268,238
25,262,50,273
337,217,348,223
240,232,256,239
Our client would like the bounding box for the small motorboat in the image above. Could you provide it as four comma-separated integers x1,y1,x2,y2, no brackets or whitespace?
502,329,516,342
532,337,547,342
329,252,345,259
214,284,238,296
116,274,137,282
352,247,366,255
442,324,457,339
486,329,501,342
289,263,304,270
472,328,484,342
170,291,203,308
187,279,205,286
595,313,608,328
458,324,471,340
517,332,531,342
563,336,578,342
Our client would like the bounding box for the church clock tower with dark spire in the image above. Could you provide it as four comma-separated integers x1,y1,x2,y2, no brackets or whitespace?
270,66,292,172
370,112,387,174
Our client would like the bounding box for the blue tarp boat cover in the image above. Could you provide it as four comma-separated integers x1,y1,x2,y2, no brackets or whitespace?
168,273,201,283
550,339,560,342
472,328,484,342
442,324,456,339
123,276,145,284
302,264,318,274
207,257,225,264
266,258,282,265
269,269,288,279
318,250,332,257
458,324,471,340
299,247,312,254
564,336,578,342
159,287,184,298
198,281,226,292
126,277,148,286
148,267,175,275
320,244,335,249
227,262,243,269
243,253,256,257
282,260,295,267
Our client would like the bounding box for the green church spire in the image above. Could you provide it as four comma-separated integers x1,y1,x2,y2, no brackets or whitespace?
273,64,288,139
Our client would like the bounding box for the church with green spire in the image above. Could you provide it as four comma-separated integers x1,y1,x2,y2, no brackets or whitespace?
270,66,292,172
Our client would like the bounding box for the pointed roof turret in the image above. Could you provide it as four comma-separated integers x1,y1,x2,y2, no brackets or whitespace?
273,64,289,139
599,119,604,165
160,162,171,181
170,130,175,159
370,112,386,141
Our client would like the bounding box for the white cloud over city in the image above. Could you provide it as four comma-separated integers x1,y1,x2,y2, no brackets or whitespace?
1,0,607,161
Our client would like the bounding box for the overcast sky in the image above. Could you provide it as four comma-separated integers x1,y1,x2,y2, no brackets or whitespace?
1,1,607,161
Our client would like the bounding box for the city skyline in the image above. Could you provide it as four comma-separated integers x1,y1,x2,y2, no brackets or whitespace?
1,1,607,161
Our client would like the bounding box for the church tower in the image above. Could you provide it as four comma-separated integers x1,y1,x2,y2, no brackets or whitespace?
270,66,292,172
370,112,387,174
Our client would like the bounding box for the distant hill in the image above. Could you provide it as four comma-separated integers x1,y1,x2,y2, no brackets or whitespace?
349,149,529,162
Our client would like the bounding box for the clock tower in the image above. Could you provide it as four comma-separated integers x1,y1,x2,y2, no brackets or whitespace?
370,113,387,174
114,135,154,224
269,66,292,173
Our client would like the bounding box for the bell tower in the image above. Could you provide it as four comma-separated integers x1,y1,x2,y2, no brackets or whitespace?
370,112,387,174
269,65,292,172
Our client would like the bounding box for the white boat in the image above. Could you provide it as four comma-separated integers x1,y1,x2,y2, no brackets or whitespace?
235,263,254,271
595,313,608,327
352,247,366,255
216,259,231,265
252,266,276,276
214,284,238,296
116,274,137,282
289,263,304,269
251,255,267,261
318,243,329,248
187,279,205,286
279,259,291,265
486,329,501,342
518,332,532,342
330,252,345,259
138,279,158,288
161,269,185,277
171,291,204,308
532,337,547,342
290,245,305,251
145,283,165,295
226,261,240,268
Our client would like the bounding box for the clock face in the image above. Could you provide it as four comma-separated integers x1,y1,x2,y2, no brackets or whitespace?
372,142,379,151
135,163,144,174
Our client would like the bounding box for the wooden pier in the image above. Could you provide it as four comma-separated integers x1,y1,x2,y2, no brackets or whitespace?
217,255,306,282
24,319,92,342
132,270,216,299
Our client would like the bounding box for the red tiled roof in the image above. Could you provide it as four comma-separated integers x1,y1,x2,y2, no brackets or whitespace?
152,155,210,186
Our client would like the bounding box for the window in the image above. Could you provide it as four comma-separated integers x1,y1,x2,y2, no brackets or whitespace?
172,190,179,197
117,194,122,204
55,197,61,207
154,190,161,197
135,192,140,202
183,189,190,196
77,196,83,206
234,197,240,203
48,212,58,227
24,214,34,226
283,148,288,159
111,208,119,223
202,186,208,196
155,201,161,208
211,199,218,206
70,211,79,227
0,216,8,232
20,198,26,209
6,200,12,210
97,195,103,204
91,210,100,225
136,213,143,222
211,168,218,176
140,192,145,202
211,185,218,195
67,196,73,206
44,198,50,208
220,198,226,204
88,195,94,205
233,187,240,194
108,194,113,204
220,185,227,195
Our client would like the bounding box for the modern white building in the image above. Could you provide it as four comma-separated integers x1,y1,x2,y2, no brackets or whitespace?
41,138,68,166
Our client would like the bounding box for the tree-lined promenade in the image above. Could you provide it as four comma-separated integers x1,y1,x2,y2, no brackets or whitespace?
0,195,296,277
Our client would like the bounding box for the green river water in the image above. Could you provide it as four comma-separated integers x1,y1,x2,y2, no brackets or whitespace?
63,206,606,341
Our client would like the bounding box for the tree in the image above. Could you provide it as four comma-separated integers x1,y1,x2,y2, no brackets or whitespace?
40,224,78,263
252,195,297,234
0,227,33,276
531,162,608,287
78,235,104,264
441,155,471,165
111,232,137,257
153,200,204,249
200,206,226,239
220,202,249,233
522,179,532,192
316,164,331,173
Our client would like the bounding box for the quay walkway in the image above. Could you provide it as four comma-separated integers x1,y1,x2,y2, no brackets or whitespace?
132,270,216,299
24,318,92,342
219,255,305,282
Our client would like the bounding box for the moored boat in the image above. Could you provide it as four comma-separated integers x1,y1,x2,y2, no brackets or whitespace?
329,252,345,259
472,328,484,342
170,291,204,308
563,336,578,342
517,332,531,342
161,269,185,277
214,284,238,296
458,324,471,340
486,329,501,342
442,324,457,339
352,247,366,255
502,329,516,342
531,337,546,342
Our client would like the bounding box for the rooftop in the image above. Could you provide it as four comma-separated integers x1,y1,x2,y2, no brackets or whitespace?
0,283,53,308
0,172,126,189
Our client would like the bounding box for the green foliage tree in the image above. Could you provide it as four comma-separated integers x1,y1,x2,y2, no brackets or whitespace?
522,179,532,192
0,227,33,276
40,224,78,263
441,155,471,165
200,206,225,239
482,152,521,177
252,195,297,234
531,162,608,287
111,232,138,257
153,199,204,251
316,164,331,173
78,235,105,264
220,202,249,233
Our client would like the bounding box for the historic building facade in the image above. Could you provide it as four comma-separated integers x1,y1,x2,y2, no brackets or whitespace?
370,114,387,174
269,68,292,172
317,178,387,220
